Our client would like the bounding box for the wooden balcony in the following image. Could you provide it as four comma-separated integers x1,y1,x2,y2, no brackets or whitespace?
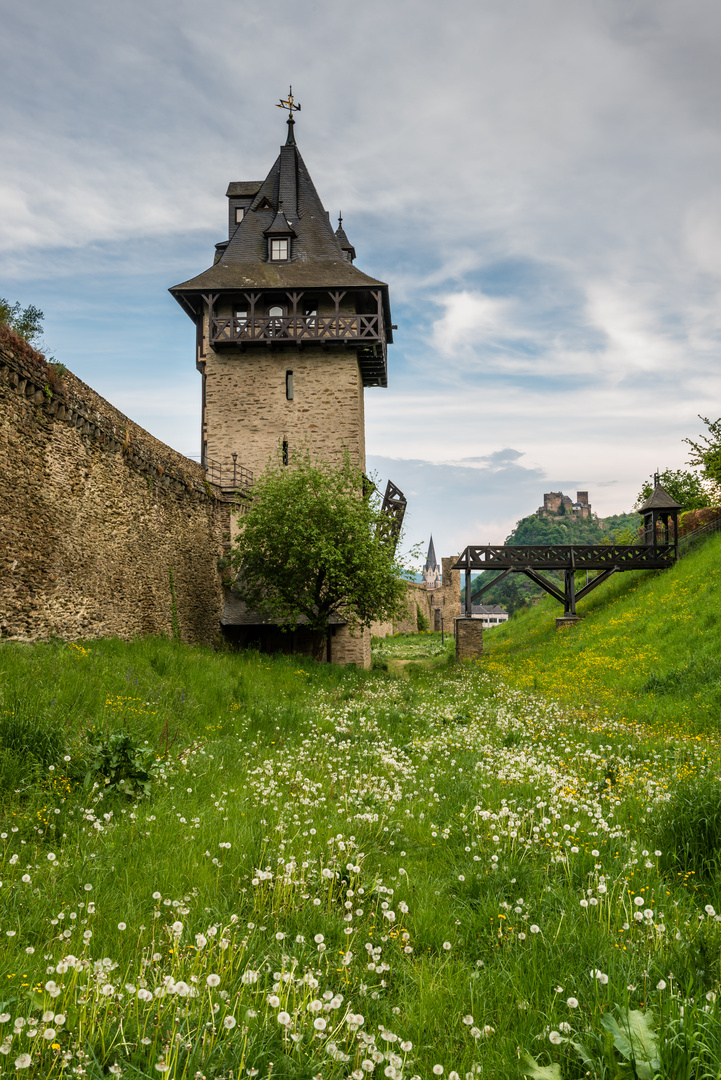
210,312,385,347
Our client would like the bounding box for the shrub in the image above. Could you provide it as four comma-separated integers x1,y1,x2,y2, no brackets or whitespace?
84,731,159,798
416,603,429,632
655,775,721,880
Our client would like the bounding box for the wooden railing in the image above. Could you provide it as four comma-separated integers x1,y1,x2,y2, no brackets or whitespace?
211,313,384,346
455,544,677,572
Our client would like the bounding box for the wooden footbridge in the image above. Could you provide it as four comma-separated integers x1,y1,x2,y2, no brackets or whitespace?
453,541,676,621
452,482,683,623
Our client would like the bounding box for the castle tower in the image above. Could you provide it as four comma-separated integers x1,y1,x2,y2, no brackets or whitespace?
170,101,393,481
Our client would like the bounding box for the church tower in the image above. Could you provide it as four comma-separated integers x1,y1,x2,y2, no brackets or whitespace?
170,94,393,482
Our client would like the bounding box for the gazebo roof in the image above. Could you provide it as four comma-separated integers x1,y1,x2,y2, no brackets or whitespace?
637,484,683,513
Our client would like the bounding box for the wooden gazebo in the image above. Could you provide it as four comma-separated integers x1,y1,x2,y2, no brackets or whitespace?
637,476,682,552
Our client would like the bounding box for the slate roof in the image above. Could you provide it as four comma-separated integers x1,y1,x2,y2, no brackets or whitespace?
637,485,683,512
424,535,439,572
221,589,345,627
335,217,356,261
226,181,263,197
171,129,389,298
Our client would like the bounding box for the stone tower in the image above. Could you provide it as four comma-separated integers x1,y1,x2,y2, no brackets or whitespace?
170,108,393,481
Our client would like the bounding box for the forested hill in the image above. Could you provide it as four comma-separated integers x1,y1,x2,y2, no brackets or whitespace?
473,508,639,613
506,509,639,545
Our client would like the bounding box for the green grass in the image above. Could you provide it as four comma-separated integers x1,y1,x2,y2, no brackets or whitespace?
0,629,721,1077
483,531,721,733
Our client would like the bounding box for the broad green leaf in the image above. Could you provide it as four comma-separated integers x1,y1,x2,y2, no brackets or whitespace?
521,1054,562,1080
570,1040,596,1069
600,1008,660,1078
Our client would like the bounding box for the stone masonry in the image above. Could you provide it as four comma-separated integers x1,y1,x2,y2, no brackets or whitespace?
455,618,483,660
203,343,366,475
0,331,228,645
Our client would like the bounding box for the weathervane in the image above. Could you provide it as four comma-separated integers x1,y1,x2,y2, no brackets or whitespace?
277,86,301,116
277,86,301,145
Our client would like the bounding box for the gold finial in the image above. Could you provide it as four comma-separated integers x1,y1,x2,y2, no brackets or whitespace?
277,86,301,116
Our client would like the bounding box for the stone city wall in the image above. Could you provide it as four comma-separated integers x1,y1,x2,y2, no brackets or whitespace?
0,330,229,645
371,557,462,638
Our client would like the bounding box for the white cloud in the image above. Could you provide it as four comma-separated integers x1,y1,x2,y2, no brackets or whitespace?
431,292,515,356
2,0,721,552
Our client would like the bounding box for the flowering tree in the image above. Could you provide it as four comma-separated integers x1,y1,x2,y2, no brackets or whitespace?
230,452,409,636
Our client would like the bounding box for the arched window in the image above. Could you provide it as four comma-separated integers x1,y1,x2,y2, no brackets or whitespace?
267,304,286,338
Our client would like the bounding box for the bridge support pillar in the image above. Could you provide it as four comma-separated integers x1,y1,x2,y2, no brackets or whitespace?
455,617,483,660
555,614,581,630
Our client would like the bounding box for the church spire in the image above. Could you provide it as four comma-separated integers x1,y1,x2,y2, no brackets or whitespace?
422,535,441,590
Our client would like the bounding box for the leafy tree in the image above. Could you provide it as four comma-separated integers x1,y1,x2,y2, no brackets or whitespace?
506,513,607,546
230,451,409,637
634,467,713,512
0,298,44,344
685,417,721,493
472,572,536,615
602,512,641,542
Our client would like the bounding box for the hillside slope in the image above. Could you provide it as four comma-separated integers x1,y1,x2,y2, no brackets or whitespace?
483,531,721,732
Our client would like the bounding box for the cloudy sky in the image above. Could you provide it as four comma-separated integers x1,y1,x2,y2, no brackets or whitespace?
2,0,720,557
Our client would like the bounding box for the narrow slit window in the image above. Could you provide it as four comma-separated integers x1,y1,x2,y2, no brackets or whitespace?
282,440,289,465
235,206,245,224
286,370,294,400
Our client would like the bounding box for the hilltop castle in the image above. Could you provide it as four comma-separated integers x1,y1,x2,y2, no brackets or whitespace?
538,490,594,520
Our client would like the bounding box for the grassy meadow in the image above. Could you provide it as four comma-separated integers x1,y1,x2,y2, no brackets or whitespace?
1,537,721,1078
483,531,721,734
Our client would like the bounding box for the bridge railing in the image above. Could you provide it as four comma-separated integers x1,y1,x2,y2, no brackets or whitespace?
453,544,676,572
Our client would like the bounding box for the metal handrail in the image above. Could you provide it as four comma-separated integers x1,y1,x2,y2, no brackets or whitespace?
204,456,253,491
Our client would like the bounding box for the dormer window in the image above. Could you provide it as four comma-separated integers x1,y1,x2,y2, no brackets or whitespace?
235,207,245,224
264,208,295,263
270,238,289,261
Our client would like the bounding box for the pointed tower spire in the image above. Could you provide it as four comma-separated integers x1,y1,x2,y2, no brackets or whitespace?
425,535,438,571
422,535,441,590
335,212,356,263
